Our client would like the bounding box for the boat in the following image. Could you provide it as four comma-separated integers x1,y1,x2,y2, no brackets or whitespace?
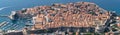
0,21,9,30
0,21,8,27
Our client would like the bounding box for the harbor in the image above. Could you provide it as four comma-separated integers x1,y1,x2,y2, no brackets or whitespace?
0,0,120,35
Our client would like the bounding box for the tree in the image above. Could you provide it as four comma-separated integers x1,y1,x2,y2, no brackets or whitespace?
88,12,97,16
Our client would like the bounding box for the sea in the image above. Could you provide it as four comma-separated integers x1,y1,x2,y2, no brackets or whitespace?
0,0,120,30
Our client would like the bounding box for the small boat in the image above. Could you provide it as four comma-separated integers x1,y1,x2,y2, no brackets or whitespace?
0,21,9,30
0,21,8,27
0,7,9,11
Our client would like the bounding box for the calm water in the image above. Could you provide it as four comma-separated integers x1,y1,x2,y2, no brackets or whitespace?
0,0,120,30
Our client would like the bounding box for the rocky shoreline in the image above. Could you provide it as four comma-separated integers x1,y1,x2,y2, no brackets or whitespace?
11,2,111,29
1,2,120,35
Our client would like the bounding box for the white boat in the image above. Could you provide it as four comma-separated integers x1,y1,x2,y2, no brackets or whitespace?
0,7,9,11
0,21,7,27
0,21,9,28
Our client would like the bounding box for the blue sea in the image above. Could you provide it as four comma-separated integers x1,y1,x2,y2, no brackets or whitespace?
0,0,120,30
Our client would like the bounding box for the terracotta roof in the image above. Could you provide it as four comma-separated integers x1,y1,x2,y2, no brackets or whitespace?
17,2,111,29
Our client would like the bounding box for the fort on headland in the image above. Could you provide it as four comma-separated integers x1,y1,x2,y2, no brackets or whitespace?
1,2,120,35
